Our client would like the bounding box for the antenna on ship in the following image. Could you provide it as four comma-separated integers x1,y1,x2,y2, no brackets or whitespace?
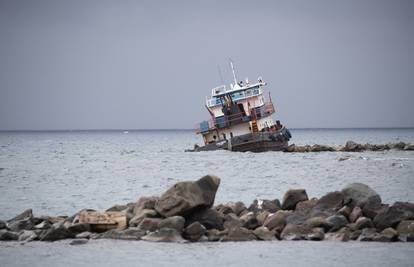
229,58,238,86
217,65,225,85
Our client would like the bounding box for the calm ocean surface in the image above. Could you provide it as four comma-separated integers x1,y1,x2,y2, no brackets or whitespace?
1,128,414,267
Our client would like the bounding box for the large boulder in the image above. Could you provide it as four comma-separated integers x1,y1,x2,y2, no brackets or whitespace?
341,183,381,208
186,208,224,230
0,220,6,229
155,175,220,217
373,202,414,231
282,189,308,210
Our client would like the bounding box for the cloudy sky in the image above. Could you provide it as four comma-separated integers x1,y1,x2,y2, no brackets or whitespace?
1,0,413,130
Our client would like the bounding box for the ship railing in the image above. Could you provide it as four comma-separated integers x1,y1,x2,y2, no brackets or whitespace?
196,101,275,134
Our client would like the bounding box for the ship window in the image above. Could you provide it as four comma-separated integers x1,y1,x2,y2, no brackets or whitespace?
222,133,226,140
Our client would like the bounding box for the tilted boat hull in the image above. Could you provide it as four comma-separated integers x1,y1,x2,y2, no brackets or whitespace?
191,127,291,152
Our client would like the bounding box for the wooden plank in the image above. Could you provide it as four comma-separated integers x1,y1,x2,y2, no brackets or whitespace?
79,211,127,232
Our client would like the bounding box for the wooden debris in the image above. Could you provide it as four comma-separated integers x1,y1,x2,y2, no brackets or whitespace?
79,211,127,232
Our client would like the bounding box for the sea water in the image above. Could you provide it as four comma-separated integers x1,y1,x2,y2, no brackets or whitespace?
0,128,414,267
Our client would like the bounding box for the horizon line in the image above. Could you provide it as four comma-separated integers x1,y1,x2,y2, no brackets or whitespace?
1,126,414,132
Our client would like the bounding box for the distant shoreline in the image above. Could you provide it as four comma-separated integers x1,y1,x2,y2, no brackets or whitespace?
1,127,414,133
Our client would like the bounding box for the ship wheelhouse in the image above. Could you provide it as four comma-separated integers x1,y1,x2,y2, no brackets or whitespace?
197,74,282,145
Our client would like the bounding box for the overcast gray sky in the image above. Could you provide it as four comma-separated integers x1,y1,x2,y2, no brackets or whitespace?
1,0,413,130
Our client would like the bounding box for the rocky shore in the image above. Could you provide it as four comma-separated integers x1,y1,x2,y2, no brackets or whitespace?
1,175,414,244
284,141,414,153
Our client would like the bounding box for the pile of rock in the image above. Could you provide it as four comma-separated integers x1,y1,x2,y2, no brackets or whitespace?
284,141,414,153
1,176,414,243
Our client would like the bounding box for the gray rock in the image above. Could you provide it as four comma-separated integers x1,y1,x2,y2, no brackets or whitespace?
349,207,363,223
155,175,220,217
227,201,247,216
295,198,318,212
280,224,308,240
183,222,206,242
304,217,331,232
0,230,19,241
381,227,398,242
215,204,233,215
106,204,128,212
221,227,257,241
241,213,259,230
142,228,186,243
206,229,226,242
34,220,52,230
7,209,33,223
396,220,414,242
186,208,224,230
305,227,325,241
325,230,350,241
70,239,88,245
349,230,362,240
256,211,270,226
18,230,37,241
40,224,75,241
7,219,34,232
282,189,308,210
261,199,281,213
354,217,374,230
357,228,380,242
326,215,348,232
337,206,352,218
314,191,344,211
67,223,91,235
129,209,158,227
76,231,93,239
223,213,243,229
159,216,185,233
99,227,146,240
263,211,288,232
253,226,276,241
137,218,161,232
341,183,381,209
374,202,414,231
0,220,6,229
133,196,159,215
343,141,363,152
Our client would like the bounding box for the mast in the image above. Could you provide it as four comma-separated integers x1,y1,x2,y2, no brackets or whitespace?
229,59,238,86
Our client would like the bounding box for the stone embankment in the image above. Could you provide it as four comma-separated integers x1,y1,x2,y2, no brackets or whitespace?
284,141,414,153
1,175,414,244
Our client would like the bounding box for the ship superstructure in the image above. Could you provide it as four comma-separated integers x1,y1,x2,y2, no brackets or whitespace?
193,62,291,152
